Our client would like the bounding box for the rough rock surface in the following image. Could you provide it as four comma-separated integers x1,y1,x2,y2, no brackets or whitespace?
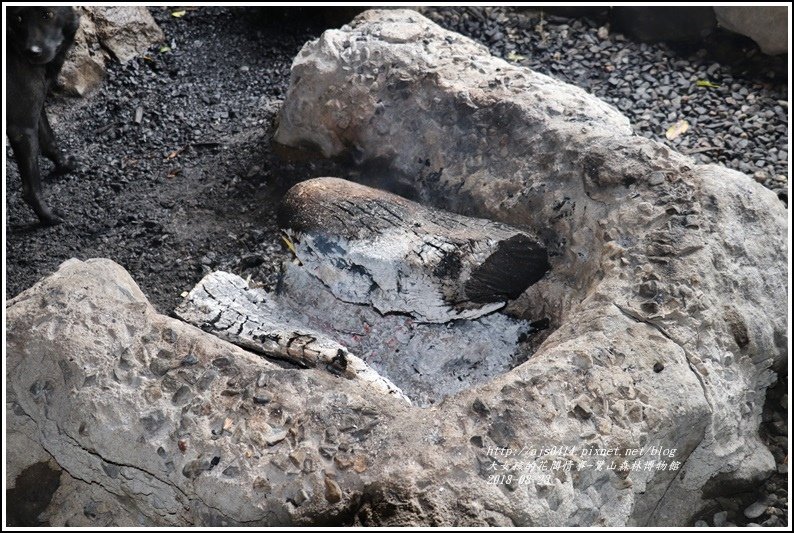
6,259,413,526
714,6,788,56
274,9,788,525
6,9,788,527
59,7,164,96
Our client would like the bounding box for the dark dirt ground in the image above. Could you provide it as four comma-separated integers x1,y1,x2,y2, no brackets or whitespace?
5,7,345,314
4,7,789,527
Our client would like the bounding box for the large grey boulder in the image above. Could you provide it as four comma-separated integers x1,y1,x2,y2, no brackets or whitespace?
714,6,788,56
59,7,164,96
6,9,787,527
6,259,411,526
274,8,788,525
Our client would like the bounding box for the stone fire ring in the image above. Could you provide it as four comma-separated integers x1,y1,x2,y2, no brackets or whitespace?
6,9,787,527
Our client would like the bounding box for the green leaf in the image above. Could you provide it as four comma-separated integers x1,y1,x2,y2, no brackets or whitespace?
696,80,720,88
159,45,171,53
171,10,186,18
505,51,526,62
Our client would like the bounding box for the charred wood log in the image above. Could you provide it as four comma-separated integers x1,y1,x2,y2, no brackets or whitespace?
279,177,549,323
177,177,549,405
177,266,535,407
176,271,412,404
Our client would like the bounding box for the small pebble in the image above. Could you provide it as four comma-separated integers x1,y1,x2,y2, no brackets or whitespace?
253,393,272,405
171,385,192,405
324,476,342,503
744,501,767,519
256,372,268,388
648,171,666,186
288,489,309,507
761,516,780,527
597,26,609,40
265,427,288,446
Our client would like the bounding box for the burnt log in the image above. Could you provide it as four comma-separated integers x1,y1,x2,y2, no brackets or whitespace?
176,271,412,403
176,177,549,406
279,177,550,323
176,266,535,406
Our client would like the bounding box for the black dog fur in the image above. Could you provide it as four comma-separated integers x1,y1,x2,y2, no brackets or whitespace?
6,6,79,225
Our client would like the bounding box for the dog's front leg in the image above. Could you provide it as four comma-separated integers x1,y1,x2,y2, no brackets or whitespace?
8,125,62,226
39,109,75,175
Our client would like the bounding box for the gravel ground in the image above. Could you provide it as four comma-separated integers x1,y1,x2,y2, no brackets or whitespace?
5,7,342,313
4,6,788,527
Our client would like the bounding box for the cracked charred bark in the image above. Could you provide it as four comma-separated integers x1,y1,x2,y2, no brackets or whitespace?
176,270,412,404
177,179,550,406
279,177,550,323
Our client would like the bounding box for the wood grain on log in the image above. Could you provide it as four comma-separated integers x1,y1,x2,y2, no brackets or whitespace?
279,177,549,322
177,266,534,407
177,177,549,406
176,271,412,404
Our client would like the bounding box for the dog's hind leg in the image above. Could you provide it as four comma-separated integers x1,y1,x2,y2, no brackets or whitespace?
8,125,62,226
39,109,75,175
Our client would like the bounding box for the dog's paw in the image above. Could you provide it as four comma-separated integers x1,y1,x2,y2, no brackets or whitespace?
52,155,77,176
40,210,64,226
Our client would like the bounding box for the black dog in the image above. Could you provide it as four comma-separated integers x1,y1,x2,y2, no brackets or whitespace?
6,6,79,225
